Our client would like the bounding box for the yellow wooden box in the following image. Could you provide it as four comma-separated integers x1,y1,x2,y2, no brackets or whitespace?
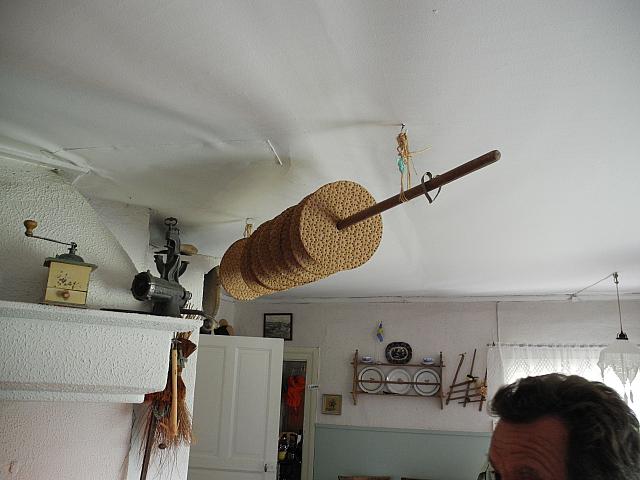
43,258,97,307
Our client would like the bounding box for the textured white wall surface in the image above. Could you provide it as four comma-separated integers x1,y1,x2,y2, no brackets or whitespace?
0,300,200,402
0,401,133,479
234,298,640,433
497,300,640,344
236,301,497,432
86,196,151,273
0,157,159,480
0,158,143,310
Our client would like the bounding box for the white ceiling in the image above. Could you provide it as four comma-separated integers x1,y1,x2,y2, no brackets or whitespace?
1,0,639,299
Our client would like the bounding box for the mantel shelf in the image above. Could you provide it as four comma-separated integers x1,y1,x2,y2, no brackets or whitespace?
0,300,201,403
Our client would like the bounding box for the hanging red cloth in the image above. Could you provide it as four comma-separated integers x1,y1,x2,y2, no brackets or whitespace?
286,375,306,410
285,375,306,427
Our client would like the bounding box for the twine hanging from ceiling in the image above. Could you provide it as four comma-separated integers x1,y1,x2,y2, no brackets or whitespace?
396,127,411,202
243,219,254,238
396,125,430,202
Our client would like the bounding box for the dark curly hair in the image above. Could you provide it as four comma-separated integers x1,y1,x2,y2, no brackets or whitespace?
491,374,640,480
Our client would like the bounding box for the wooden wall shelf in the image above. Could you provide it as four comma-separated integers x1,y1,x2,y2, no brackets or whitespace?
350,349,445,409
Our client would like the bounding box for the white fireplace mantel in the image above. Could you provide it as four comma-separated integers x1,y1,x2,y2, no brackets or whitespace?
0,300,201,403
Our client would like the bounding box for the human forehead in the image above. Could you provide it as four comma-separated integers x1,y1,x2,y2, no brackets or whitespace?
489,416,569,480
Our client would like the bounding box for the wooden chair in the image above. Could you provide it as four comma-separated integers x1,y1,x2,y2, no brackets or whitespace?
338,477,391,480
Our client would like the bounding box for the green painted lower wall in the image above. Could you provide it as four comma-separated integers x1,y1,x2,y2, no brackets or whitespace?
313,424,491,480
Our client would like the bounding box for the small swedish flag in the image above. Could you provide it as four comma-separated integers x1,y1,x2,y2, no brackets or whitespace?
376,322,384,342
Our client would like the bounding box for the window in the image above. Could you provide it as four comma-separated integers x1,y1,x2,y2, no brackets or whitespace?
487,344,640,418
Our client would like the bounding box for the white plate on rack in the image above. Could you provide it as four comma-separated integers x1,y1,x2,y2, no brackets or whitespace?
386,368,412,395
413,369,440,396
358,366,385,393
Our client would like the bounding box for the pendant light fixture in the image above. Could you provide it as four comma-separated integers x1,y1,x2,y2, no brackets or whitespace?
597,272,640,402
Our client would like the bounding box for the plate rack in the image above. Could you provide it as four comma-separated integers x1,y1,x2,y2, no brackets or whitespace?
350,349,445,409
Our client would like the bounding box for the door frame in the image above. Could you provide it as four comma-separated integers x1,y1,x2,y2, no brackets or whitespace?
283,346,319,480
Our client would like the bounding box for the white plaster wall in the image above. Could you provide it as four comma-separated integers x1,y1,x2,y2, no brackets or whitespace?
86,197,151,273
234,298,640,433
0,402,133,479
497,300,640,344
217,296,237,326
0,159,145,310
235,301,497,432
0,158,150,480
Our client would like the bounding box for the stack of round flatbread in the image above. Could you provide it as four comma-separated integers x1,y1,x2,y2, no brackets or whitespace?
219,181,383,300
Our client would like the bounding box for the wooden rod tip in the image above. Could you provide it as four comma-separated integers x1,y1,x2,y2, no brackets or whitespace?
24,219,37,236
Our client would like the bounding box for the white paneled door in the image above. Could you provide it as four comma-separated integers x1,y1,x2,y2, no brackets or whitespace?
188,335,284,480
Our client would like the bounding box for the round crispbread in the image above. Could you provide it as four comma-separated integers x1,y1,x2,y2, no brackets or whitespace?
289,196,337,275
258,210,299,290
295,180,383,271
219,238,260,301
280,205,324,284
241,229,276,296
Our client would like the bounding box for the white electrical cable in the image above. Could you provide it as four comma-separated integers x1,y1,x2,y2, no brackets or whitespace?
569,272,616,299
266,139,283,166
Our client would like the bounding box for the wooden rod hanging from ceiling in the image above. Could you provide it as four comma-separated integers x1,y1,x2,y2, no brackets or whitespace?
336,149,501,231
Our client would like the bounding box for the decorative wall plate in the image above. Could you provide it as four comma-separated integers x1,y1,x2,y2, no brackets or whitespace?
360,355,374,364
358,366,384,393
385,342,412,364
413,369,440,396
386,368,411,395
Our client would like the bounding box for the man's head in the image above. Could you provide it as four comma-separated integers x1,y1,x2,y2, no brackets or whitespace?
489,374,640,480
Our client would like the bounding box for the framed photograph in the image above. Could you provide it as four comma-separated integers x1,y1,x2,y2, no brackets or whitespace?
321,394,342,415
263,313,293,341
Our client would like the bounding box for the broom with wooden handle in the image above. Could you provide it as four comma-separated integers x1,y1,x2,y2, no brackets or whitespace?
170,343,179,438
154,334,195,448
139,333,196,480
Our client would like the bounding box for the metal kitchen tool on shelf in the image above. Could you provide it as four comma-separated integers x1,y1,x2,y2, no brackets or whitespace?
131,217,193,317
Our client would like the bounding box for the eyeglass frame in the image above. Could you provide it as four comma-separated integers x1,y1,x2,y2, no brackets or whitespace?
477,460,497,480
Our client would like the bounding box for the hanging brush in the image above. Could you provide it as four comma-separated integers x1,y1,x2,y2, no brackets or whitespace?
139,313,197,479
149,333,197,450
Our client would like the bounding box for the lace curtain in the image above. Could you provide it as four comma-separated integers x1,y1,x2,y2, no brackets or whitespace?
487,344,640,417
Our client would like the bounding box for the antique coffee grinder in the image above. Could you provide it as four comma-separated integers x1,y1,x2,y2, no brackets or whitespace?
23,219,98,307
131,217,192,317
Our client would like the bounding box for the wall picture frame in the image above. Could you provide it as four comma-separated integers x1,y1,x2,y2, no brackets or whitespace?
263,313,293,341
321,394,342,415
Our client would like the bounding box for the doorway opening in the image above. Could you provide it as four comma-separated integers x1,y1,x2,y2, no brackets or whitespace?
278,347,319,480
